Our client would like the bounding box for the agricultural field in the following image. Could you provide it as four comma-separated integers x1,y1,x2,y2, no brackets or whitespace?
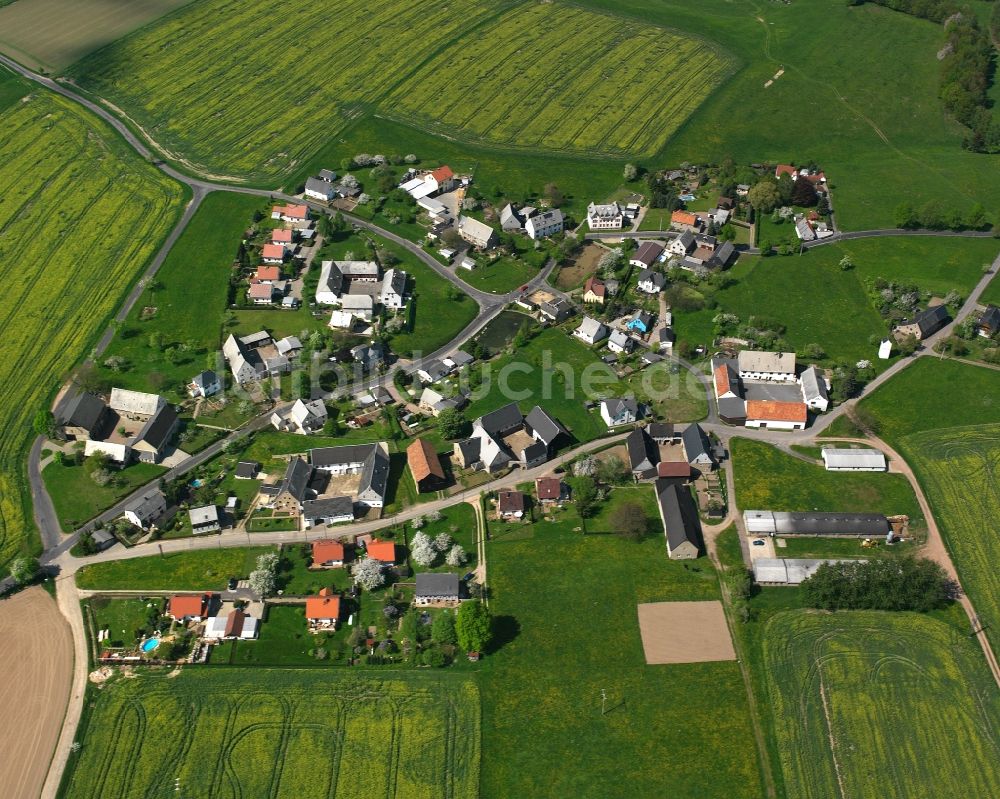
731,439,923,525
0,0,190,72
898,424,1000,653
63,669,480,799
0,79,183,568
479,498,764,797
762,610,1000,799
386,2,733,156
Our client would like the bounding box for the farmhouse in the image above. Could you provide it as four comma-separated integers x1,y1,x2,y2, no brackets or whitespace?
681,423,714,468
302,496,354,528
305,176,336,201
753,558,864,586
271,398,328,435
821,448,888,471
310,443,390,508
587,201,624,230
332,294,374,326
976,304,1000,337
499,204,525,232
525,209,564,239
204,609,258,640
129,405,179,463
583,277,606,305
123,491,167,531
315,260,381,305
498,490,526,520
657,461,692,480
276,336,302,357
655,479,701,559
188,505,220,534
626,427,659,480
455,403,566,473
109,388,164,420
58,392,113,441
187,370,221,399
379,268,407,309
648,423,679,444
259,456,313,514
630,241,665,269
168,594,211,622
600,397,639,428
713,361,740,400
744,510,890,538
894,304,950,341
311,539,347,568
414,573,462,607
305,589,341,631
737,351,796,382
744,400,807,430
223,331,287,385
574,316,608,344
407,438,446,493
799,366,830,412
457,216,498,249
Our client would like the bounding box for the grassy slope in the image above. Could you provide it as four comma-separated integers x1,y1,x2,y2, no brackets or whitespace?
478,503,764,798
762,610,1000,799
0,68,184,568
76,547,272,590
731,438,923,522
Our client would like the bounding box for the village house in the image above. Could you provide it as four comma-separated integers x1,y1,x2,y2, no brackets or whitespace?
500,204,526,232
407,438,447,493
305,589,341,631
670,210,700,233
129,405,179,464
976,304,1000,337
223,331,288,385
636,269,666,294
123,491,168,531
204,608,258,640
310,443,390,509
366,539,397,564
681,423,714,468
235,461,260,480
58,392,113,441
271,398,328,435
607,330,633,354
419,387,465,416
498,490,526,520
600,397,639,428
110,388,165,420
311,539,348,568
574,316,608,345
261,243,286,264
627,310,654,335
737,351,797,382
586,201,624,230
305,176,336,201
379,268,407,309
525,209,564,240
187,370,222,398
457,216,498,249
894,304,950,341
655,479,701,559
271,227,294,247
744,400,808,431
629,241,664,269
799,365,830,412
271,204,309,223
666,230,695,257
454,403,567,474
583,276,606,305
259,456,313,514
168,594,212,623
188,505,220,535
302,496,354,528
414,573,462,607
626,428,659,480
535,476,567,505
417,359,450,385
248,280,282,305
539,298,574,323
713,361,740,400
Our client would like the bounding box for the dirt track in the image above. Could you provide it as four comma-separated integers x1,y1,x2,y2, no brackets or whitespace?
0,586,72,799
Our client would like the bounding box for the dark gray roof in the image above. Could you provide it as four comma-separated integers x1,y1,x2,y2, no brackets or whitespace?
236,461,260,479
359,445,390,500
540,298,573,321
647,423,675,440
60,392,111,435
415,572,460,598
478,402,524,437
310,443,378,468
521,441,548,462
306,176,332,194
279,457,313,502
303,496,354,521
655,479,702,553
192,370,218,389
626,428,658,475
456,437,480,463
981,304,1000,333
711,241,735,267
773,511,889,537
525,406,567,447
318,168,337,182
717,396,747,421
676,229,695,249
682,423,713,465
905,304,950,337
133,405,178,450
632,241,664,266
635,310,653,328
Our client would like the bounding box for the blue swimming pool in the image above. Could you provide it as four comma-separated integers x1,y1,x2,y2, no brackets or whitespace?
190,479,203,488
140,638,160,653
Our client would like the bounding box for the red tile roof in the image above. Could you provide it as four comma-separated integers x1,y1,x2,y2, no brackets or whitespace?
261,243,285,260
224,609,246,637
248,281,274,300
671,210,697,226
775,164,797,178
430,165,454,183
657,461,691,478
714,364,732,396
271,228,293,244
305,593,340,620
312,539,345,564
584,276,606,298
282,204,308,220
535,477,562,500
169,594,208,619
256,265,281,281
498,490,525,514
407,438,445,485
366,539,396,564
745,400,808,423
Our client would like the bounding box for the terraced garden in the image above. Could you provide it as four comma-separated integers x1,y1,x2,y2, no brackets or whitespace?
763,611,1000,799
0,80,183,568
63,669,480,798
386,1,733,156
68,0,733,182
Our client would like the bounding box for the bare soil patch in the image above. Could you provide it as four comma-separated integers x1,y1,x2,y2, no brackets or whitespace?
556,242,604,290
637,600,736,664
0,586,73,798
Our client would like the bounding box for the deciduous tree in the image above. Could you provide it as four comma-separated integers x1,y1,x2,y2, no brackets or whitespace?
456,600,492,653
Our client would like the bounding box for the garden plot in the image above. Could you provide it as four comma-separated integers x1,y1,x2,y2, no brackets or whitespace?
637,601,736,664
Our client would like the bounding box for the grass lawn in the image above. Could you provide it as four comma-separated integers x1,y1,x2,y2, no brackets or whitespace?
731,438,923,526
42,460,167,530
85,596,163,649
473,310,533,356
477,497,764,798
981,272,1000,305
63,668,480,799
455,256,540,295
762,610,1000,799
246,514,300,533
96,192,263,401
401,503,478,573
76,547,272,590
623,361,709,423
465,327,621,444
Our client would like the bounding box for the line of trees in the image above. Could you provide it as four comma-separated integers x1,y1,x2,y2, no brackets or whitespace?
801,556,957,611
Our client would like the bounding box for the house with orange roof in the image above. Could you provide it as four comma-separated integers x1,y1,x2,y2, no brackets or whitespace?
774,164,797,179
271,228,293,245
261,243,286,264
366,539,396,564
168,593,212,622
311,539,347,569
583,276,606,305
256,265,281,283
248,281,279,305
271,204,309,223
744,400,807,431
670,210,700,233
426,165,456,194
407,438,446,493
712,361,740,400
305,588,341,631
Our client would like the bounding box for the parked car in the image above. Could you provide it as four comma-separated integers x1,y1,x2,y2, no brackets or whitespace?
752,539,766,547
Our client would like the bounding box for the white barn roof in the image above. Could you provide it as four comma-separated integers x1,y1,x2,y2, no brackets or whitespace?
821,448,887,470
